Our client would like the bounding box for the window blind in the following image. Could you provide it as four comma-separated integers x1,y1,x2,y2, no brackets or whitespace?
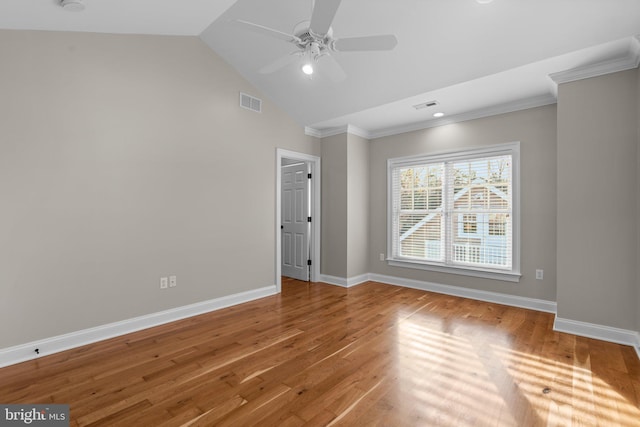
392,163,444,262
447,155,512,269
389,145,516,275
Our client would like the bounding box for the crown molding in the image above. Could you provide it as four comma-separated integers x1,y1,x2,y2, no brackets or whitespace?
305,124,371,139
306,94,557,141
549,35,640,85
368,94,557,139
304,126,323,138
345,125,370,139
305,125,345,138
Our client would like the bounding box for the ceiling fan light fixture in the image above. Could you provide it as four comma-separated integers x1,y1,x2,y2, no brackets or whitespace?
302,63,314,75
60,0,86,11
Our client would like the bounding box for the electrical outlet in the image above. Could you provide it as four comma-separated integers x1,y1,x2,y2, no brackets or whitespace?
379,253,385,261
160,277,168,289
535,269,544,280
169,275,177,288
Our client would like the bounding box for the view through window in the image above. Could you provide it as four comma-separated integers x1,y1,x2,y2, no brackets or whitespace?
388,143,520,279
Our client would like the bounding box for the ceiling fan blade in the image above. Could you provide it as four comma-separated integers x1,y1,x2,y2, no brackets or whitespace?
333,35,398,52
259,53,301,74
318,55,346,83
310,0,342,36
235,19,301,44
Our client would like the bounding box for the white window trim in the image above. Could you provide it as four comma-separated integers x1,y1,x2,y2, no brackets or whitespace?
386,142,521,282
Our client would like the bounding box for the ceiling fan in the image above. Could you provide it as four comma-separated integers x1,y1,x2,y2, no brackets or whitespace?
234,0,398,81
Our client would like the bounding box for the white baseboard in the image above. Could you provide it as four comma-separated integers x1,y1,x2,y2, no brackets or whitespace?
554,317,640,354
368,273,557,313
319,274,370,288
318,274,347,287
0,285,277,369
347,274,370,287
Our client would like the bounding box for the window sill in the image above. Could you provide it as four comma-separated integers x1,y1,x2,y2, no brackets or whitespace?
387,259,521,283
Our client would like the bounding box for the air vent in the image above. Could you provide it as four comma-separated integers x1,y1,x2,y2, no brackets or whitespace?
240,92,262,113
60,0,85,11
413,100,438,110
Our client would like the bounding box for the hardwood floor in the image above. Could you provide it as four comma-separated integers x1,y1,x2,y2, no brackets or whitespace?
1,278,639,426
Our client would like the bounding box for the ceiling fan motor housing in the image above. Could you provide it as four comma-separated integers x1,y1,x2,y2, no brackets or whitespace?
293,22,333,59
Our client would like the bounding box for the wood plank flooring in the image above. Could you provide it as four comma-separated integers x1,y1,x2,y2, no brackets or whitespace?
1,278,639,426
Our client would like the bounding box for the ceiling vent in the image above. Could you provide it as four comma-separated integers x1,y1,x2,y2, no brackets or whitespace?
240,92,262,113
413,100,438,110
60,0,85,11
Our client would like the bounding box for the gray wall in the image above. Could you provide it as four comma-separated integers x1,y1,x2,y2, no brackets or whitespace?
557,69,638,330
321,132,370,279
369,105,558,301
321,133,348,278
0,30,319,348
346,133,370,278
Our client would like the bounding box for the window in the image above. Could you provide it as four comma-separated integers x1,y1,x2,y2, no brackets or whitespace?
488,213,506,236
387,142,520,281
462,214,478,234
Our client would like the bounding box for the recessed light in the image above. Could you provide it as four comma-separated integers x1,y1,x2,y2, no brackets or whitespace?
476,0,494,4
433,112,444,118
60,0,86,11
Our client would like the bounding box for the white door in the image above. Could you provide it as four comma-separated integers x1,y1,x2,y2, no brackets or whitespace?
281,162,310,280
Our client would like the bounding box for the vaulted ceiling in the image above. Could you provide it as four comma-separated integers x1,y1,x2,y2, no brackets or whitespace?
2,0,640,138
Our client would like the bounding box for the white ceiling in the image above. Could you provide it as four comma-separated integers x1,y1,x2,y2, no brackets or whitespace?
0,0,237,35
2,0,640,138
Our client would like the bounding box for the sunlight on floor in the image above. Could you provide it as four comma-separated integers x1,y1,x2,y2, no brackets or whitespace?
395,319,521,426
492,345,640,426
395,316,640,426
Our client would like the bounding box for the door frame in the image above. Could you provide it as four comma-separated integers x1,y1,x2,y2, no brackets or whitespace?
276,149,321,292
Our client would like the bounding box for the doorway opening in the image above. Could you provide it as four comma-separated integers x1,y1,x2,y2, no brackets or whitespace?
276,149,321,292
281,160,311,281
